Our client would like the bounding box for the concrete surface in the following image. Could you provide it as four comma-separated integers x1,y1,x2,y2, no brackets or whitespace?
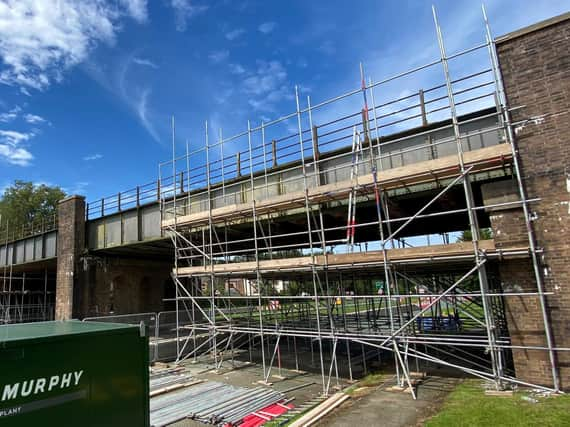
317,376,459,427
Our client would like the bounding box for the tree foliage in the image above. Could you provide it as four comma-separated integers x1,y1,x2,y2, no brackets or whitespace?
457,228,493,242
0,181,66,228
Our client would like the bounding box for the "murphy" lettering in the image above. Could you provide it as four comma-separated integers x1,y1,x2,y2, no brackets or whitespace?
1,371,83,402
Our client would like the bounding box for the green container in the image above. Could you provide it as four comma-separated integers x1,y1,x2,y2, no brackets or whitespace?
0,320,149,426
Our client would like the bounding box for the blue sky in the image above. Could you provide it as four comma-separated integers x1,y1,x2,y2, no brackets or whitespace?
0,0,568,203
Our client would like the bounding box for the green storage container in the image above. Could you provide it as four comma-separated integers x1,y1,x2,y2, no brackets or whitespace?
0,320,149,426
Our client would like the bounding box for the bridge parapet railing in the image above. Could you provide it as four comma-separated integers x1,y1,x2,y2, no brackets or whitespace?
86,177,170,220
0,213,57,244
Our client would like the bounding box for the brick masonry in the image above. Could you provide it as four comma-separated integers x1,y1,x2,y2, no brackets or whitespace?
55,197,173,319
78,256,171,317
55,195,86,320
496,14,570,389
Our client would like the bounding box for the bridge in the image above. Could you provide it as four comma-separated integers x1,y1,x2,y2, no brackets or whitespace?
1,108,509,320
1,13,569,393
1,109,503,265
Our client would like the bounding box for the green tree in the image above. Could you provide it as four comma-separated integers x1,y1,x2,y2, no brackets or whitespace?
0,181,66,229
457,227,493,242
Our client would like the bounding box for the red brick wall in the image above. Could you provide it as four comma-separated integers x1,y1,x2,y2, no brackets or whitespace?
496,15,570,389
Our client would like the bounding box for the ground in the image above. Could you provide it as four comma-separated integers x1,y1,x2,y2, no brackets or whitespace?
425,380,570,427
168,358,335,427
154,356,569,427
318,376,458,427
318,377,570,427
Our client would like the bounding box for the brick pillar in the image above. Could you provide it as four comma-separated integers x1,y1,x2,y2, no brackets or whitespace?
55,195,86,320
483,180,551,385
496,14,570,389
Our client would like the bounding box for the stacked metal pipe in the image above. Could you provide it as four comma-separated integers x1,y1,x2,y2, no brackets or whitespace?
150,381,285,426
150,369,194,393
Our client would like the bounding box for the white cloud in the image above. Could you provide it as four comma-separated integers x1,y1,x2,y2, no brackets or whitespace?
0,106,22,123
83,153,103,161
132,56,158,68
0,130,33,145
0,0,148,91
229,63,246,75
0,106,49,165
258,22,276,34
136,88,160,142
24,113,46,124
119,0,148,23
0,146,33,166
87,53,161,143
0,130,34,166
171,0,208,32
0,112,17,123
241,60,293,112
209,50,229,64
242,61,287,96
225,28,245,40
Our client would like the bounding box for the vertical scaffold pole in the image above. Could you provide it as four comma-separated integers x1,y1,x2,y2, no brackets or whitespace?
247,120,267,382
296,86,326,395
170,116,182,362
185,138,198,362
205,121,218,369
432,5,503,388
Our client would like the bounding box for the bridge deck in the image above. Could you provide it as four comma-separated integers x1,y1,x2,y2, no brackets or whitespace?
164,143,512,229
175,239,529,277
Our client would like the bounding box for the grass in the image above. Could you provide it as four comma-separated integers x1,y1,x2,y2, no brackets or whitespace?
343,371,385,396
358,372,386,387
426,380,570,427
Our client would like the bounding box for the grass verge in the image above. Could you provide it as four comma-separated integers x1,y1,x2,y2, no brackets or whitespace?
426,380,570,427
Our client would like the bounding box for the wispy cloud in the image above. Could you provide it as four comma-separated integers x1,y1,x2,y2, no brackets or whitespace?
209,50,230,64
136,88,160,142
258,22,276,34
171,0,208,32
85,51,163,144
0,107,47,125
241,60,293,112
229,63,246,75
24,113,47,124
0,130,34,166
119,0,148,23
225,28,245,40
0,0,148,91
0,106,20,123
0,130,33,145
132,57,158,69
83,153,103,161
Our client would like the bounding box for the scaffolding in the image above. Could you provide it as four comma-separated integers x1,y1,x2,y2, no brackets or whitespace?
159,7,563,395
0,269,55,324
0,219,56,324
